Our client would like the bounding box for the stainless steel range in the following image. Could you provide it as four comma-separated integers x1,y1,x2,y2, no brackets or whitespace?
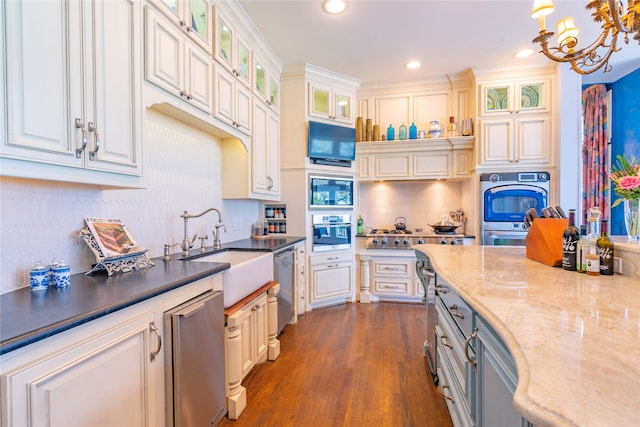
365,229,464,249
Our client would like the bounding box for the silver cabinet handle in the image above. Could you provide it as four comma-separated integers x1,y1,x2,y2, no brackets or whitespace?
435,286,448,294
149,321,162,362
267,175,274,190
440,384,454,403
440,334,453,349
75,118,88,158
88,122,100,160
449,305,464,319
464,328,478,371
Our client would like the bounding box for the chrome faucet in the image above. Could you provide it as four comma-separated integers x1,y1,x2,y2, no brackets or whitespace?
213,223,227,250
180,208,224,256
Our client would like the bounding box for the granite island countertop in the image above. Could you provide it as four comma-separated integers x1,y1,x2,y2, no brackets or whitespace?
413,244,640,427
0,236,305,355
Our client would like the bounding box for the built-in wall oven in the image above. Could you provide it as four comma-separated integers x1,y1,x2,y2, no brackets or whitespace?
481,171,550,246
312,214,351,252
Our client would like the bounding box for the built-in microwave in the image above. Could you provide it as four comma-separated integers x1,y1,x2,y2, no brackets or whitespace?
309,175,354,209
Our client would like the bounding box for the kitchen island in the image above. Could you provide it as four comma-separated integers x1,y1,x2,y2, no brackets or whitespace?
414,244,640,427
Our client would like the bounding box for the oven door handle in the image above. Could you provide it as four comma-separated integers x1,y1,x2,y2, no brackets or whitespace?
487,184,547,194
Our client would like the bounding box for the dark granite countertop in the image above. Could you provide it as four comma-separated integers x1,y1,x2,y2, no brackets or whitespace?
0,236,305,355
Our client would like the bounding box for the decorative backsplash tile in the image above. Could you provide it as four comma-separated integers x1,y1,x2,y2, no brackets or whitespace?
0,110,257,294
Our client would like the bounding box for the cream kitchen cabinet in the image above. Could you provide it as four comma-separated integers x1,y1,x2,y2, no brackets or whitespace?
145,6,213,114
371,257,423,300
214,64,252,134
479,78,550,116
148,0,211,51
294,242,307,317
309,252,355,308
308,81,354,125
225,286,280,419
478,116,550,167
254,54,280,114
2,0,142,182
214,7,251,88
252,100,280,198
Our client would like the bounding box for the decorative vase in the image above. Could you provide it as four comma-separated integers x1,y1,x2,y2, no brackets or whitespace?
428,121,441,138
624,198,640,241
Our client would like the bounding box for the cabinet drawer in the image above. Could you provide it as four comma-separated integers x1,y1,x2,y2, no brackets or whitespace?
373,278,411,295
436,281,474,337
437,341,474,427
371,258,412,277
309,252,353,266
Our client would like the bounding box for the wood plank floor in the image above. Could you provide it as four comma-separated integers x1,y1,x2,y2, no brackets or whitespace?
219,302,453,427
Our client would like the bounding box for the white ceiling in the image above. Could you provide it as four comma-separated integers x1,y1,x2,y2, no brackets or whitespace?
237,0,640,86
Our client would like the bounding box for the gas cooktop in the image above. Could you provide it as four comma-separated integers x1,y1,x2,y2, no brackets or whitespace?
365,231,465,249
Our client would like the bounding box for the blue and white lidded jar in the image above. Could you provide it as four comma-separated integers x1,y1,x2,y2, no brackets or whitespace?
51,260,71,288
48,258,59,287
30,262,49,291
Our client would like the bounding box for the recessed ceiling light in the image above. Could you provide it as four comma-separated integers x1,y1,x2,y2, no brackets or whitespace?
406,60,421,69
322,0,348,14
515,49,534,58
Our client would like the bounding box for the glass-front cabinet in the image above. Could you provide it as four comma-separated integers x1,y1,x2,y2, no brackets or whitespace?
214,9,251,88
481,79,549,116
149,0,211,51
308,82,353,125
254,55,279,113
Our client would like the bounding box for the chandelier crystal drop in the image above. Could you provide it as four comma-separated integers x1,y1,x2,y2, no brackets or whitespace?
531,0,640,75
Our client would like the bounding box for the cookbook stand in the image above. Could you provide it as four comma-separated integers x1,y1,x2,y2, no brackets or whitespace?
525,218,568,267
79,228,154,276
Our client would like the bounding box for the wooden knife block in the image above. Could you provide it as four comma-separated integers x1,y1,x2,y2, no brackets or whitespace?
525,218,568,267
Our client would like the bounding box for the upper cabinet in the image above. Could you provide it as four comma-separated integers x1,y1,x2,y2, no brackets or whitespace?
146,7,213,114
2,0,143,185
476,73,553,169
480,78,550,116
308,82,354,125
254,54,280,114
148,0,211,51
214,8,251,88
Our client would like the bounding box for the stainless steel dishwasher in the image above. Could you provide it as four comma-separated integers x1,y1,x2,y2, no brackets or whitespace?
274,247,295,334
164,290,226,426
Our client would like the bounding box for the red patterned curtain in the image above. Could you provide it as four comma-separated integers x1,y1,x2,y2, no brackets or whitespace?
582,84,609,222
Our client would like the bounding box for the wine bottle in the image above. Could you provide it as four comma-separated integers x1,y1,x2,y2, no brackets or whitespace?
597,219,614,275
562,209,579,271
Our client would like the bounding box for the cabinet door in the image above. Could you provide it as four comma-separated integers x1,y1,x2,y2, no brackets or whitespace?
185,41,213,113
253,293,268,362
375,96,411,134
414,151,451,178
88,0,142,173
266,111,280,194
145,7,184,97
149,0,210,51
453,149,474,178
333,90,353,124
2,311,159,427
376,154,411,179
357,155,373,180
236,83,252,134
516,117,549,163
3,0,84,167
414,92,450,130
214,66,236,126
479,118,513,165
310,261,353,302
309,82,331,119
481,82,513,115
252,101,269,193
516,80,549,114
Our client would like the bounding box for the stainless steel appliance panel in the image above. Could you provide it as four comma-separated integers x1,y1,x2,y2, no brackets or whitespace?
416,252,437,383
312,214,352,252
274,247,295,334
164,291,226,427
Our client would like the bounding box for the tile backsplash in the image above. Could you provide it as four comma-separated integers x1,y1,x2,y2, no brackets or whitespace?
358,180,466,231
0,110,257,294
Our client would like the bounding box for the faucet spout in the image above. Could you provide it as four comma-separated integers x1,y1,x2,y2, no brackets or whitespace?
180,208,224,256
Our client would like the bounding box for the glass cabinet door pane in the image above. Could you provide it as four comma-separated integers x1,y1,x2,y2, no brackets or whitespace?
334,94,350,120
486,86,510,112
312,88,330,115
269,77,279,107
190,0,208,42
520,83,543,110
255,63,266,96
238,40,250,81
218,19,232,65
161,0,178,13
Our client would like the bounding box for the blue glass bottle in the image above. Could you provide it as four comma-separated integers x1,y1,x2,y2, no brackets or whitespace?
387,124,394,141
399,123,407,140
409,122,417,139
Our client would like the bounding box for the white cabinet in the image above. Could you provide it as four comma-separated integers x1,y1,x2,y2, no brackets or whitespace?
2,0,142,180
356,137,475,181
225,287,280,419
145,6,213,114
294,242,307,317
251,100,280,198
309,252,354,308
477,76,552,169
308,81,354,125
148,0,211,51
254,54,280,114
214,7,251,88
370,257,423,300
214,65,252,134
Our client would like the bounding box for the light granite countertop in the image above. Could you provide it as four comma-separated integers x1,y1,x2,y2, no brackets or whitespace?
413,244,640,427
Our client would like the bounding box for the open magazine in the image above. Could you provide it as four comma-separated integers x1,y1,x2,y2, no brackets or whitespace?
84,217,146,259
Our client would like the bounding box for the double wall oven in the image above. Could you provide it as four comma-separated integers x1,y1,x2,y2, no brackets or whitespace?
481,171,550,246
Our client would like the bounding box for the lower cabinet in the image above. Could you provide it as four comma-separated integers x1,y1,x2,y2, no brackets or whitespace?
225,286,280,420
294,242,307,317
309,252,354,308
0,276,217,427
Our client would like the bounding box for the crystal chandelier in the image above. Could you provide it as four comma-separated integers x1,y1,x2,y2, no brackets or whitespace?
531,0,640,74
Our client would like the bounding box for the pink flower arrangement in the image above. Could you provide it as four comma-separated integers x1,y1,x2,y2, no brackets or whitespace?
610,154,640,207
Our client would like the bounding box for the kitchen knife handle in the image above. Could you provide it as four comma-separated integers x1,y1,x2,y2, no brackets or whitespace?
555,206,567,218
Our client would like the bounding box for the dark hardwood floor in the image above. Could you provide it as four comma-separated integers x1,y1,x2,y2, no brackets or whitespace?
219,302,453,427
